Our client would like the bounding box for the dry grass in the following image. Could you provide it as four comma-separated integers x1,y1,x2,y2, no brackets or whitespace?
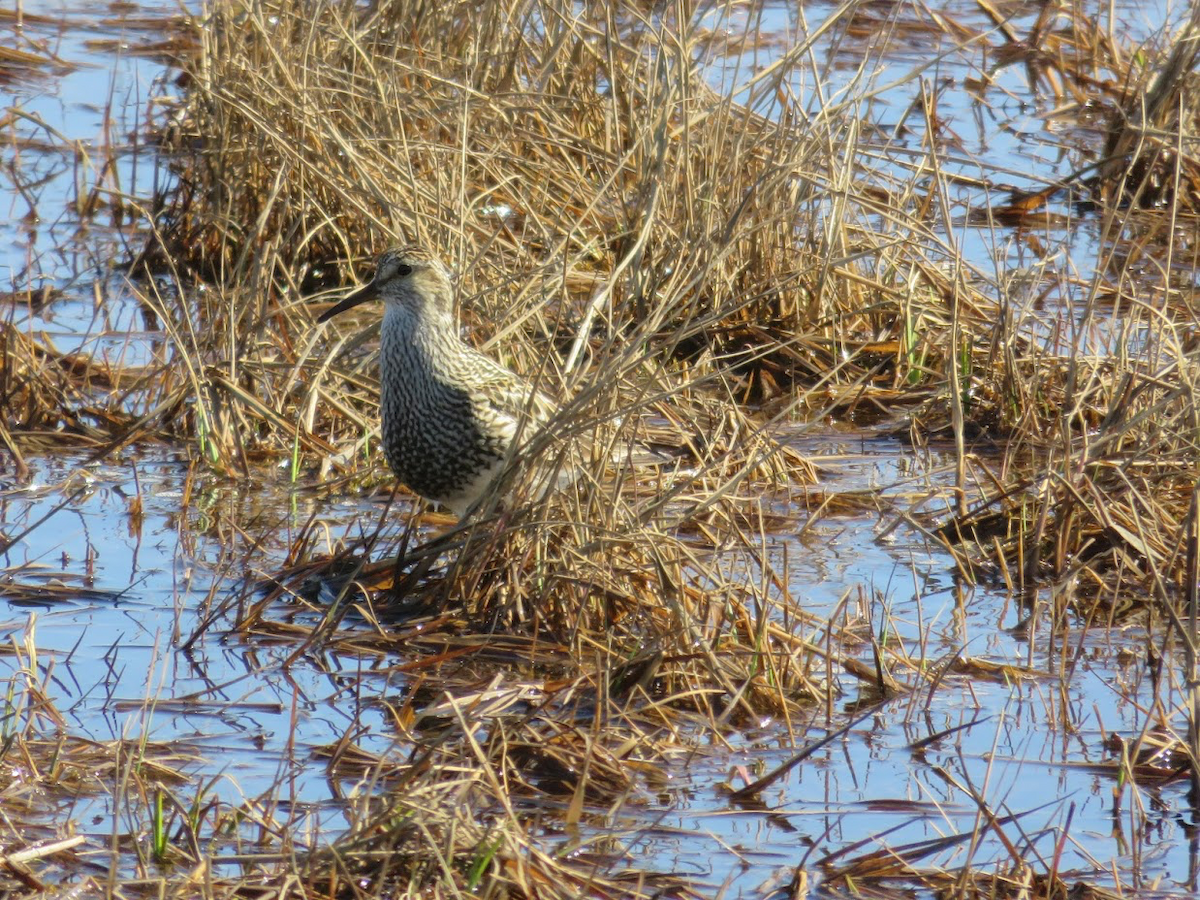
0,625,203,893
927,4,1200,615
136,0,994,735
131,0,998,893
5,0,1200,896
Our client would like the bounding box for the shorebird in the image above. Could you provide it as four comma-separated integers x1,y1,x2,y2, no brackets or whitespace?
318,245,559,519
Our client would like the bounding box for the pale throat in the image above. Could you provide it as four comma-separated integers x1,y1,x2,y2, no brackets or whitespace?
381,298,459,364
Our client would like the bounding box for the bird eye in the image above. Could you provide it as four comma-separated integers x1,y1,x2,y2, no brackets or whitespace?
396,264,413,277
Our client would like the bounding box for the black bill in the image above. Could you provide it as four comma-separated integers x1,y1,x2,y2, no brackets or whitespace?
318,282,378,323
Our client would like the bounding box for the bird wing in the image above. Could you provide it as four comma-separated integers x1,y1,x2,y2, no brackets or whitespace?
459,347,556,435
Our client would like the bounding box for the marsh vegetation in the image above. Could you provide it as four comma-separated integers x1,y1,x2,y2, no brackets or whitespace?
3,0,1200,896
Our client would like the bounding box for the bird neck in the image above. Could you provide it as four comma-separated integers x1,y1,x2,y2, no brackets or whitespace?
381,301,459,359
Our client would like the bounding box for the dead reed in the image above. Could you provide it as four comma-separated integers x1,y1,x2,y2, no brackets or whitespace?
927,3,1200,616
5,0,1200,895
0,623,204,893
133,0,988,715
131,0,995,892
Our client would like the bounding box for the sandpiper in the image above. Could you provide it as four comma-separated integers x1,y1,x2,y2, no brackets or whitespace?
318,245,558,519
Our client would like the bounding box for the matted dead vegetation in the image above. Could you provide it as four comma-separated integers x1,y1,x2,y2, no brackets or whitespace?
116,0,1008,893
0,630,202,894
6,0,1200,896
924,4,1200,618
132,0,1005,754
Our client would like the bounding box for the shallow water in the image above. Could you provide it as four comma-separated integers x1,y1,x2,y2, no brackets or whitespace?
0,451,391,822
2,0,1196,895
1,435,1183,892
656,433,1182,893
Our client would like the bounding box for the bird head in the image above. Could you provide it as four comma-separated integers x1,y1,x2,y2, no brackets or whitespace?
318,245,453,323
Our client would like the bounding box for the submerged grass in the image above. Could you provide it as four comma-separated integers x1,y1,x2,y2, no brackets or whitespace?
929,3,1200,613
4,0,1200,896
